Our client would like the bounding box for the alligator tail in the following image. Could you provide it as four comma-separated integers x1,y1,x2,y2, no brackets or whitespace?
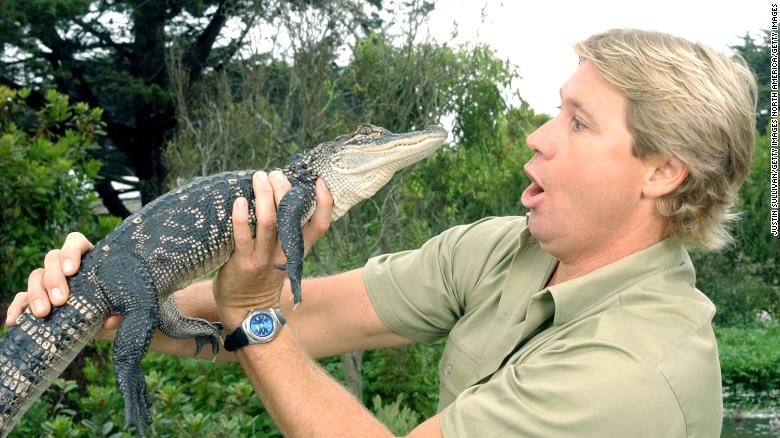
0,294,107,437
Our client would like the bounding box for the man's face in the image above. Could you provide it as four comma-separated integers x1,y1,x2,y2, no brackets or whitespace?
522,61,652,260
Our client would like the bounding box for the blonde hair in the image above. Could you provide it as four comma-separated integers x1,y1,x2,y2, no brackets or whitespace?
575,29,757,250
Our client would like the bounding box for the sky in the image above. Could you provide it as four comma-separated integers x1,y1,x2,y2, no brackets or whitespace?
419,0,768,116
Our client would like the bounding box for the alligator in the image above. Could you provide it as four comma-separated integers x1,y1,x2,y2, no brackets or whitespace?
0,123,448,437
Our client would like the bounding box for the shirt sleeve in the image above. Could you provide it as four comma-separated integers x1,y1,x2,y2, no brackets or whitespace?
363,216,525,343
440,341,686,438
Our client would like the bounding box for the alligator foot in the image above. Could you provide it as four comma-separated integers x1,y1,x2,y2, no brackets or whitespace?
115,361,153,436
157,295,224,357
193,322,223,356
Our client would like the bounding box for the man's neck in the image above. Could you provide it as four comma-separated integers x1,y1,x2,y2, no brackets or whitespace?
544,216,667,287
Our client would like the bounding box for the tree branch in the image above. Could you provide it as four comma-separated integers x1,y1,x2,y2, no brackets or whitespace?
185,0,230,83
213,9,260,71
72,17,133,59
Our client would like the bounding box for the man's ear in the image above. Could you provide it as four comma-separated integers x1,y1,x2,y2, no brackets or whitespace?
642,155,689,198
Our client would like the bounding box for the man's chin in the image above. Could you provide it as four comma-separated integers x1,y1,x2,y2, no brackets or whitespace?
526,212,551,242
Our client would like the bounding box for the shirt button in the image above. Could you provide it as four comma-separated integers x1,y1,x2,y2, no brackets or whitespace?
445,363,453,375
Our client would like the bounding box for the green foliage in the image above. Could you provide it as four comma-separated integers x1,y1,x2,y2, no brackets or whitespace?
363,343,444,417
716,324,780,392
7,340,436,437
0,86,116,303
10,341,278,438
371,394,420,435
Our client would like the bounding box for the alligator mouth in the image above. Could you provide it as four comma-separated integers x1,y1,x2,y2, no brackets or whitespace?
335,128,447,175
357,126,447,152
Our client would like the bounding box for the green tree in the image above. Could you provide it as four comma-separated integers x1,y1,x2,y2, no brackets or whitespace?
0,86,118,305
732,31,771,131
0,0,383,217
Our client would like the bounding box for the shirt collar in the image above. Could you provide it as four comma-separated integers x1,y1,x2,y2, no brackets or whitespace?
523,226,694,326
519,213,538,248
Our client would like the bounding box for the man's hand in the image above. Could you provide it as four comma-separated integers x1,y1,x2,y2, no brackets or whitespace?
5,232,122,339
213,170,332,328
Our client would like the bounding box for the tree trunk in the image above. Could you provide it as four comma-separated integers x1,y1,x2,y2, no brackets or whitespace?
341,351,364,402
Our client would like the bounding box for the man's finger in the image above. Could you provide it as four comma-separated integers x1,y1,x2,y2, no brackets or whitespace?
302,178,333,250
6,292,28,326
42,250,68,306
268,170,292,209
231,197,253,256
61,232,94,276
254,171,278,250
26,268,50,318
94,315,122,341
103,315,123,331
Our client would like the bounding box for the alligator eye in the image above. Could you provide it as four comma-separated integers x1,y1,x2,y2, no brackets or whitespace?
358,125,373,136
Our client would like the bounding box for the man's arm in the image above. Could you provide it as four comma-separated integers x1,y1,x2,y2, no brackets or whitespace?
230,322,443,437
213,172,443,437
151,268,413,361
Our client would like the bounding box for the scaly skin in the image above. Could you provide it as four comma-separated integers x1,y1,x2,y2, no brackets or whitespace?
0,123,447,437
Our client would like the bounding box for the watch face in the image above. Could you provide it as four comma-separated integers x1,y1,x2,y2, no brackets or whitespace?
249,313,275,338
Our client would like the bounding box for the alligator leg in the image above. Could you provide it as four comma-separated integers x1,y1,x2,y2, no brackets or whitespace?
156,294,223,357
100,258,158,437
275,183,316,306
113,306,157,436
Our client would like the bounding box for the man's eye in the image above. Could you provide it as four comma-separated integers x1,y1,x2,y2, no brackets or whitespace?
572,117,585,131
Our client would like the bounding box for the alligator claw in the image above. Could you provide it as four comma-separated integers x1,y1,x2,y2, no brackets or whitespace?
290,277,302,306
193,322,223,356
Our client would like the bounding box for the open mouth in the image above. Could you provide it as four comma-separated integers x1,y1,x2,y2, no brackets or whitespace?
521,179,546,208
528,181,544,196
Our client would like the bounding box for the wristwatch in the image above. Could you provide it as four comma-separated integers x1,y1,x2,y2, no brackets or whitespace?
224,308,286,351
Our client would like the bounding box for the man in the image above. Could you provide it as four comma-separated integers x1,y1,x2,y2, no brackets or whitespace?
8,29,757,436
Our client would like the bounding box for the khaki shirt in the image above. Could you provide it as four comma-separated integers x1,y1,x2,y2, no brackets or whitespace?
364,216,722,437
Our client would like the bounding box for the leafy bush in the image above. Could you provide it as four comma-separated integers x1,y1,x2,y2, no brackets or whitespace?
6,339,441,437
8,339,280,438
715,323,780,392
0,86,118,305
362,342,445,418
371,394,420,435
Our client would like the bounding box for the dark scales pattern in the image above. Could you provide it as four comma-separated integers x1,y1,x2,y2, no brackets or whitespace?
0,123,447,437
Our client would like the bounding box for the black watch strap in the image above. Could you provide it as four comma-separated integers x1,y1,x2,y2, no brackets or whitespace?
224,326,250,352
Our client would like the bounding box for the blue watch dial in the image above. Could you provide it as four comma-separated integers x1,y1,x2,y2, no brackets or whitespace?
249,313,275,337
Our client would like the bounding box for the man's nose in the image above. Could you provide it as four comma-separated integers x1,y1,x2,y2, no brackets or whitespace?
525,120,556,159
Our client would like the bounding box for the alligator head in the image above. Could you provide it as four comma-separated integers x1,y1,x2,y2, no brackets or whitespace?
302,123,448,219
